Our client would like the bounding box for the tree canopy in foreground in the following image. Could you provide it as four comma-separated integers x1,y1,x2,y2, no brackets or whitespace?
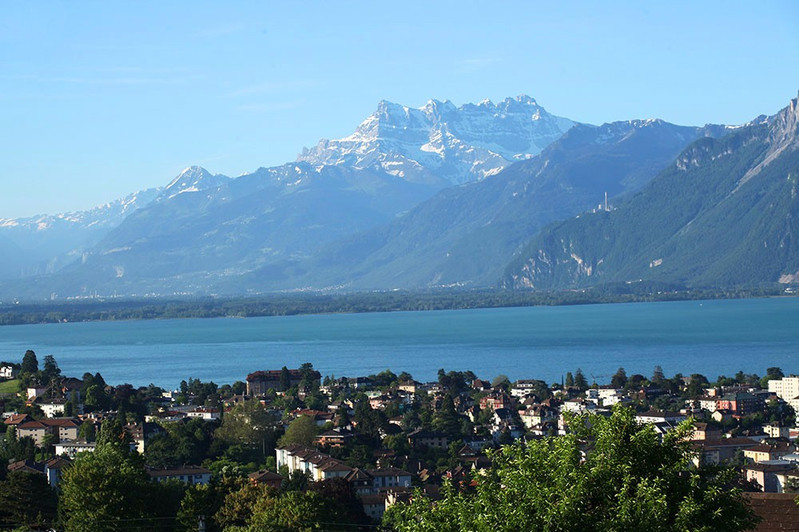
384,406,759,532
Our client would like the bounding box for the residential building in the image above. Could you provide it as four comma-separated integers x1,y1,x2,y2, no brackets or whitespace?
763,423,791,439
694,438,759,465
44,457,71,488
635,410,687,425
246,368,321,396
479,393,513,412
16,418,80,446
26,387,47,400
716,392,765,417
55,440,97,458
147,465,212,485
510,380,542,398
692,422,722,441
8,459,44,475
744,462,796,492
768,376,799,402
186,406,220,421
746,493,799,528
407,428,448,449
0,365,19,379
368,468,412,490
3,413,31,428
275,444,353,481
248,469,283,489
398,380,419,394
744,441,796,463
315,428,355,447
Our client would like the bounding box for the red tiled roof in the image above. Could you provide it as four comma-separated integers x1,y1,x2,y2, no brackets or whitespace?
745,493,799,531
248,469,283,482
3,414,30,425
41,418,80,428
45,457,72,469
17,421,47,430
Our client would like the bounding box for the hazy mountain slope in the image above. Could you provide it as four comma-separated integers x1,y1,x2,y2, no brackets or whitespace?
1,95,579,299
283,119,726,291
0,166,229,282
502,94,799,289
22,163,439,297
0,187,161,280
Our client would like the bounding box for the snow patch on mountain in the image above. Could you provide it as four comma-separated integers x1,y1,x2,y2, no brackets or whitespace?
161,166,230,199
298,95,576,185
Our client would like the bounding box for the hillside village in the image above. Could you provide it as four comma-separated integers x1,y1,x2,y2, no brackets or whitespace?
0,350,798,529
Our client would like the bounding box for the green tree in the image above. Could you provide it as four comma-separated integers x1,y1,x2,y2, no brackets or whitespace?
491,374,511,391
386,406,759,532
279,366,291,392
652,365,665,385
214,399,279,460
43,354,61,382
96,417,131,451
277,415,317,448
78,420,97,443
145,418,217,469
20,350,38,374
0,470,58,529
177,476,246,532
83,384,111,413
760,367,785,388
433,394,462,438
574,368,588,391
59,444,151,531
564,372,574,388
353,399,386,442
611,367,628,388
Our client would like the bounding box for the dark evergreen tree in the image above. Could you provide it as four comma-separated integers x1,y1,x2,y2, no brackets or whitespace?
0,470,58,529
611,367,628,388
433,394,462,438
20,350,38,374
652,365,665,385
574,368,588,391
279,366,291,392
43,354,60,382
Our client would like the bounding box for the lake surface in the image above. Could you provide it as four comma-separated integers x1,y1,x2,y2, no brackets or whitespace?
0,297,797,389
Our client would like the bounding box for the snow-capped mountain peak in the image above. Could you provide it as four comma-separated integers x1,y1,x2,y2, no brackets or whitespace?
298,96,576,185
161,166,230,199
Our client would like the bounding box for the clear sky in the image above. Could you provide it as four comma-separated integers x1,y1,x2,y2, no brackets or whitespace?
1,1,797,218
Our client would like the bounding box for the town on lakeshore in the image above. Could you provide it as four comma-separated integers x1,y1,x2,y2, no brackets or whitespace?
0,350,797,530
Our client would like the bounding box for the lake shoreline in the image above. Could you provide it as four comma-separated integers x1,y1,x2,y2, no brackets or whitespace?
0,286,788,327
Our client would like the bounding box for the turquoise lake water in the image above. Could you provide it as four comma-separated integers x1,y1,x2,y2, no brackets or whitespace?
0,297,797,389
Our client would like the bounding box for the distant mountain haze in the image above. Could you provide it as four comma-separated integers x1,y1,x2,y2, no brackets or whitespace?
2,93,798,300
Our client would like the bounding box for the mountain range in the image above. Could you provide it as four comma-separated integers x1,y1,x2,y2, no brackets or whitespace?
1,92,797,300
502,93,799,290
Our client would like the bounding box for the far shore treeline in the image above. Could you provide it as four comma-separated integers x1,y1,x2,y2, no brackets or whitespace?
0,285,787,326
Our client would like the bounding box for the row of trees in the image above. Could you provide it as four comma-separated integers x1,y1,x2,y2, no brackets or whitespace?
52,415,372,531
0,285,785,326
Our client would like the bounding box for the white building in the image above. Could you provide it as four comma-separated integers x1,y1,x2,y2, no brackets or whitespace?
0,365,19,379
187,407,220,421
768,376,799,412
55,440,97,458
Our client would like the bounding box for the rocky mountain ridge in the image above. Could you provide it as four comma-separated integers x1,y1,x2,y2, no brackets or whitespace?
297,95,575,185
502,93,799,290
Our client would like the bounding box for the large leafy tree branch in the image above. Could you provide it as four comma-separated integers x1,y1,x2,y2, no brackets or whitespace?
386,406,759,532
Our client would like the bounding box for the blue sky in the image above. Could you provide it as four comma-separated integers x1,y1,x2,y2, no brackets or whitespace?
1,1,797,218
